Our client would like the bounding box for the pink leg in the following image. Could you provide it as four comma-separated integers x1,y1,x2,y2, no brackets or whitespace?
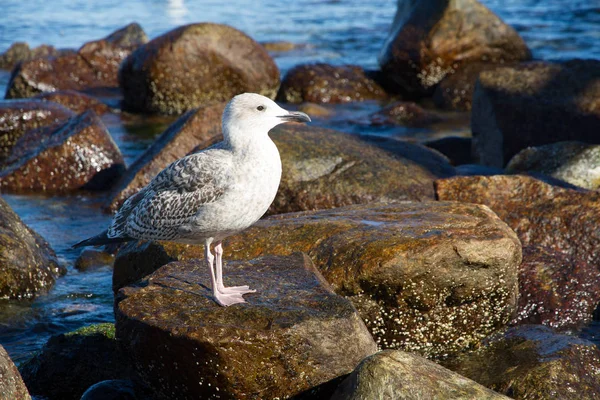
214,241,256,296
205,239,246,306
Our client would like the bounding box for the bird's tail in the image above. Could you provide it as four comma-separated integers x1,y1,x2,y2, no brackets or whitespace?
72,230,133,249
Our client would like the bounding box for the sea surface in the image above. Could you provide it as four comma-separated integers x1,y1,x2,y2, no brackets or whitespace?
0,0,599,365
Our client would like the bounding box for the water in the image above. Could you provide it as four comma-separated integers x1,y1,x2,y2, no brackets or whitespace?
0,0,599,365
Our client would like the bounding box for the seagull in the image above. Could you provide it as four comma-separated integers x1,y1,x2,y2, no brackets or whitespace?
73,93,310,306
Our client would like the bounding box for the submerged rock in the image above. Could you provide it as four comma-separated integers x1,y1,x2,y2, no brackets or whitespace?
114,202,521,358
115,253,377,400
5,23,148,99
0,100,75,163
331,350,510,400
20,323,135,400
33,90,111,115
436,175,600,328
0,196,61,299
444,325,600,400
80,380,139,400
119,23,280,115
0,110,125,193
379,0,531,95
471,60,600,167
0,344,31,400
506,141,600,189
74,248,115,271
369,101,442,127
276,64,388,104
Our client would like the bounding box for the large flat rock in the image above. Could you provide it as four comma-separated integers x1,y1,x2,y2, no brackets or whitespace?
115,253,377,400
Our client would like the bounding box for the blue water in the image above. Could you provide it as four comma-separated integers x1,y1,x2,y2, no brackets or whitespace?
0,0,598,365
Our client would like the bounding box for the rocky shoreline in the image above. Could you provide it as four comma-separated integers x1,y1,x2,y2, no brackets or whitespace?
1,0,600,399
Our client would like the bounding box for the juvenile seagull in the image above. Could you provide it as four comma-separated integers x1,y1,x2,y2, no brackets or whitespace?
73,93,310,306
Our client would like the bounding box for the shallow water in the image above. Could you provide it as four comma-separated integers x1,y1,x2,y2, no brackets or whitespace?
0,0,599,365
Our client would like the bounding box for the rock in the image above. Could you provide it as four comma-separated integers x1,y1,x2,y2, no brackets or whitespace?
105,103,225,212
0,196,62,299
276,64,388,104
435,175,600,328
115,253,377,400
261,41,301,52
379,0,531,95
0,344,31,400
331,350,510,400
443,325,600,399
369,101,442,127
107,121,454,214
425,136,473,165
81,380,138,400
506,141,600,189
297,102,334,118
75,248,115,271
0,110,125,193
33,90,111,115
19,323,135,400
471,60,600,167
103,22,148,49
0,99,75,163
119,23,280,115
114,202,521,358
5,23,148,99
433,62,511,111
0,42,74,70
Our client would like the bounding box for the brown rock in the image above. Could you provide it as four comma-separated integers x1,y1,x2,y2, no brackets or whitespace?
105,103,225,212
114,202,521,358
260,41,302,52
0,110,125,193
74,248,115,271
436,175,600,328
115,253,377,400
276,63,388,104
0,345,31,400
0,100,75,163
0,42,74,71
5,23,148,99
33,90,111,115
369,101,442,126
471,60,600,167
0,196,62,299
119,23,280,115
331,350,510,400
379,0,531,95
106,122,454,214
443,325,600,399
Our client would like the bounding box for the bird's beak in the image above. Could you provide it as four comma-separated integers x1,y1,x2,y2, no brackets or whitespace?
278,111,311,123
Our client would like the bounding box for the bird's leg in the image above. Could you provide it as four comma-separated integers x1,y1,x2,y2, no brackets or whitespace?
214,241,256,295
205,241,246,306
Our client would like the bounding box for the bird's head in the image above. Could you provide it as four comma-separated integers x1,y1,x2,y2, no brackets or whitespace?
222,93,310,144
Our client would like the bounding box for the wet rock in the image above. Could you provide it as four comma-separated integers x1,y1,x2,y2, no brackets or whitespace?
0,99,75,163
107,121,454,214
81,380,138,400
261,41,301,52
369,101,442,126
0,344,31,400
443,325,600,399
331,350,510,400
114,202,521,358
436,175,600,328
105,103,225,212
276,64,388,104
0,110,125,193
75,248,115,271
119,23,279,115
379,0,531,95
0,196,61,299
297,102,334,118
425,136,473,165
20,323,135,400
471,60,600,167
506,141,600,189
0,42,74,70
115,253,377,400
5,23,148,99
33,90,111,115
433,62,511,111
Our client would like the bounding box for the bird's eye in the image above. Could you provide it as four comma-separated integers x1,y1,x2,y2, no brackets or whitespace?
257,105,265,111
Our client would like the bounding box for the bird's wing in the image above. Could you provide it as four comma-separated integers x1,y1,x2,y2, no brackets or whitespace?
107,148,234,240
